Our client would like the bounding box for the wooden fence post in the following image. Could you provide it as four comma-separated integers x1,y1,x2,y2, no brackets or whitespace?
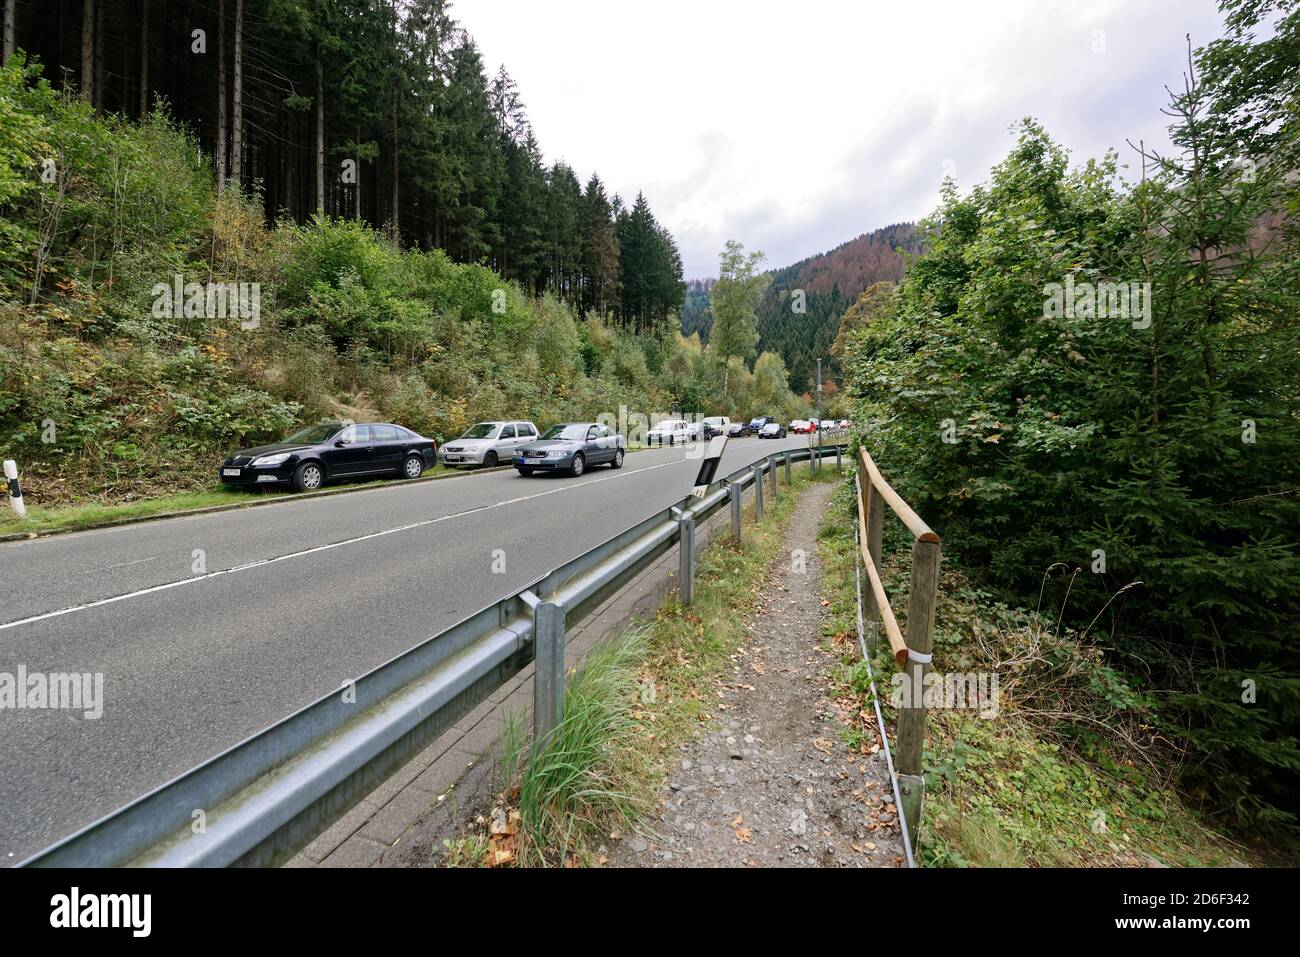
895,537,940,851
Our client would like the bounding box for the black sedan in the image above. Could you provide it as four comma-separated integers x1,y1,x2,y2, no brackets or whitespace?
220,422,437,492
514,422,625,477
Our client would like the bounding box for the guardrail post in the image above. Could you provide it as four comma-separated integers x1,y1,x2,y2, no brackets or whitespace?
677,510,696,605
895,537,941,851
533,599,566,744
784,451,792,485
767,455,778,497
729,481,742,543
835,445,842,471
752,464,764,520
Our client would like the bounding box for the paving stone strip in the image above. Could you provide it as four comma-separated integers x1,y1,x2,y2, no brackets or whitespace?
606,481,906,868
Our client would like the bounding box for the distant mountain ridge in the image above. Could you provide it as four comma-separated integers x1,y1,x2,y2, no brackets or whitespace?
680,223,923,391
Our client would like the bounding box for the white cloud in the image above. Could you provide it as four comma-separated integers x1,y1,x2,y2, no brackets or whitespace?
457,0,1228,276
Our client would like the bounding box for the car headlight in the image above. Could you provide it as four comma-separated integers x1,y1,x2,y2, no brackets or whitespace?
251,453,291,467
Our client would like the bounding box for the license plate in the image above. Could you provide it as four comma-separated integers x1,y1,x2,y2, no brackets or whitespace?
445,456,461,462
222,468,241,477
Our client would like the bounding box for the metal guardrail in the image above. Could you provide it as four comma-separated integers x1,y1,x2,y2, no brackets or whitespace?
21,442,848,868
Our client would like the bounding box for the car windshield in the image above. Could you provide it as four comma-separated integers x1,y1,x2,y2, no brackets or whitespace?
460,423,498,439
283,423,340,444
541,424,589,441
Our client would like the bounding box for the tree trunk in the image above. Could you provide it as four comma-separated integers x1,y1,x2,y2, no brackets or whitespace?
389,0,400,243
230,0,243,188
391,87,400,241
93,0,104,112
3,0,16,65
80,0,94,102
315,53,325,215
138,0,149,116
215,0,226,190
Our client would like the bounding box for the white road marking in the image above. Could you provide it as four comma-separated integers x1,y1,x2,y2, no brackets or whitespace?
0,458,683,632
105,557,158,570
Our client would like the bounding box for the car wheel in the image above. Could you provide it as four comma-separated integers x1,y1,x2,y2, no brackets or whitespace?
484,451,499,468
611,449,624,469
292,461,323,492
570,453,585,477
517,468,534,476
402,454,424,480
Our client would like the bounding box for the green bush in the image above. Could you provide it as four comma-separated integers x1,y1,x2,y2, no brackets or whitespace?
844,117,1300,836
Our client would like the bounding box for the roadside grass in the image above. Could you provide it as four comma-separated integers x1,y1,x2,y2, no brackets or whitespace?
0,463,468,537
442,460,837,867
816,480,1258,868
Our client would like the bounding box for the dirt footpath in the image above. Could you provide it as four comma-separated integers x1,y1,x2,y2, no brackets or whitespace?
607,482,906,868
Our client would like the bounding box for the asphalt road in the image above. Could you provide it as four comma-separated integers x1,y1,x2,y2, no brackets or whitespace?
0,434,820,862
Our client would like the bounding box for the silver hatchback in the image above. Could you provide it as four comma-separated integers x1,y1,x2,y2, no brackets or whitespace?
438,421,540,468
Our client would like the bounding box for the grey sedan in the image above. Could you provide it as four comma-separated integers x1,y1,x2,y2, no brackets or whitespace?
514,423,625,477
438,420,539,468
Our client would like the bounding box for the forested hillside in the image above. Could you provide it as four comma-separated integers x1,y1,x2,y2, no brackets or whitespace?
683,224,921,393
841,0,1299,841
679,277,713,341
756,223,920,392
1,0,684,326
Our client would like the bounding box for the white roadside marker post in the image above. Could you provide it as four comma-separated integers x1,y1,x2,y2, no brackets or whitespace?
673,435,726,604
691,435,728,499
4,460,26,518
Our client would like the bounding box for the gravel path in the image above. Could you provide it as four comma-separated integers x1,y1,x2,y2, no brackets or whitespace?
607,481,906,868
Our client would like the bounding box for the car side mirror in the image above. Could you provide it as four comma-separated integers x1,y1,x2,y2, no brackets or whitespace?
334,439,347,447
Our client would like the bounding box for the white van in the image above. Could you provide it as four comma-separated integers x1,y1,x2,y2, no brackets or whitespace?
702,416,730,438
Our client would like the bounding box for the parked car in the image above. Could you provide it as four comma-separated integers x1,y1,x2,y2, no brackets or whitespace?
647,418,697,445
748,416,777,435
727,421,749,437
702,416,731,439
438,420,539,468
514,422,625,476
220,421,437,492
789,419,813,434
759,421,787,439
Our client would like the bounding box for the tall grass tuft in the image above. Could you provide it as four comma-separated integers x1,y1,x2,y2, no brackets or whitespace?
500,627,654,865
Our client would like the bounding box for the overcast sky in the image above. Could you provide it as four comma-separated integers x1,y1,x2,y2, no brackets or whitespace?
457,0,1229,278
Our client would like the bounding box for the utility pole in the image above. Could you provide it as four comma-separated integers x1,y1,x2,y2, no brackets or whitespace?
815,357,823,474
